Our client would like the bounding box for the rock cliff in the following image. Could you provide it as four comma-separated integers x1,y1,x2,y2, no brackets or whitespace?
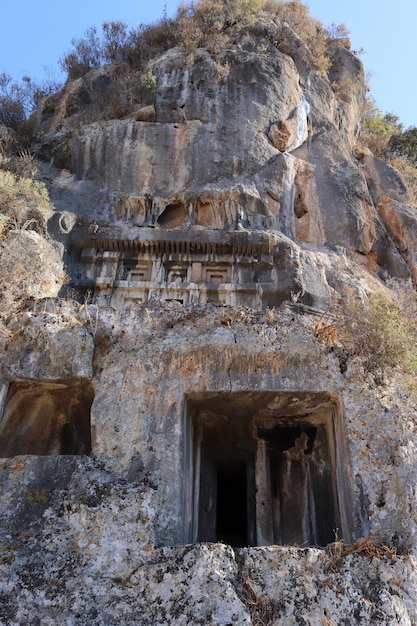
1,9,417,625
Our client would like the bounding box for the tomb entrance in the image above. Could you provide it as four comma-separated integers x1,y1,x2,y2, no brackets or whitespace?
0,379,94,457
186,391,352,547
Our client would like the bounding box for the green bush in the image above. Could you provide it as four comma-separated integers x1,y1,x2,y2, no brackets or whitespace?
358,99,403,159
388,127,417,167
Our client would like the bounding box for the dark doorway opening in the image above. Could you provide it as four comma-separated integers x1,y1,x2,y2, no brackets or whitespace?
187,391,353,548
217,459,248,547
0,379,94,457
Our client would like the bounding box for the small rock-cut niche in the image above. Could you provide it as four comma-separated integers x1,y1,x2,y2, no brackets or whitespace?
195,200,219,227
0,379,94,457
186,391,353,548
157,202,187,228
165,263,188,283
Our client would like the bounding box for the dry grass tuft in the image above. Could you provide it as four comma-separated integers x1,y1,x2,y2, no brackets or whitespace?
242,577,279,626
327,537,397,573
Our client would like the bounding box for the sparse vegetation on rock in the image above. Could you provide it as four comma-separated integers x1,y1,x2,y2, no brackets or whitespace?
316,283,417,386
0,169,65,326
358,99,417,207
59,0,346,80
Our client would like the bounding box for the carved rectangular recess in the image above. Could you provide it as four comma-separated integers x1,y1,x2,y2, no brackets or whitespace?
203,264,231,285
129,262,152,282
184,391,353,548
0,379,94,457
164,263,188,283
124,296,144,305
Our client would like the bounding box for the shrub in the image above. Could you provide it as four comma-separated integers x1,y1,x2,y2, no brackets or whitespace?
58,1,334,76
172,0,333,68
0,93,26,133
388,127,417,167
260,0,331,74
0,170,51,232
59,27,103,79
60,23,131,78
102,21,129,64
358,99,403,159
318,284,417,381
0,74,37,149
80,70,129,122
358,101,417,207
175,0,262,52
192,0,262,32
324,22,350,41
0,72,60,158
126,18,178,64
174,2,202,51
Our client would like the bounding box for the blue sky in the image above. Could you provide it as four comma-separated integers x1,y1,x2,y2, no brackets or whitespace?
0,0,414,127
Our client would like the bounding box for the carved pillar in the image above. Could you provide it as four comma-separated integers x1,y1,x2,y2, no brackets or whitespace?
255,438,274,546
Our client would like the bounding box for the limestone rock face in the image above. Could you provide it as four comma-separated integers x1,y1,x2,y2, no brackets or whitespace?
3,313,94,380
2,15,417,626
0,230,66,319
37,26,416,300
1,306,417,624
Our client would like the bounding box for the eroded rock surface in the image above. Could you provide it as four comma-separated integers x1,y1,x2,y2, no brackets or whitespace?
37,26,416,302
0,305,417,623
